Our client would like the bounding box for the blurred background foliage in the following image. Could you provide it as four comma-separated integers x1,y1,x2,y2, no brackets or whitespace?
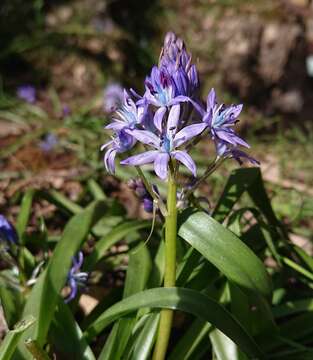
0,0,312,231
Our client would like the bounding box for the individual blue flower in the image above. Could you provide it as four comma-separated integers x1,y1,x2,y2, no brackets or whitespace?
195,89,249,149
101,129,136,174
0,215,18,249
121,104,206,180
39,133,58,152
17,85,36,104
103,83,124,113
62,104,71,117
139,66,190,132
106,90,150,132
65,251,88,303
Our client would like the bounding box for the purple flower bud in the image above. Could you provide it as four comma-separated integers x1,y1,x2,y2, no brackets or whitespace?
127,179,157,213
143,197,154,213
17,85,36,104
0,215,18,248
164,32,176,47
215,140,259,166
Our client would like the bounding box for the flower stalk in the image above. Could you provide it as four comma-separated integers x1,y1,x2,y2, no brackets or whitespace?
153,167,177,360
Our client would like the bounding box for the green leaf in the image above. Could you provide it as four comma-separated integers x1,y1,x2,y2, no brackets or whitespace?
38,189,83,215
178,210,272,299
128,313,159,360
87,179,107,200
169,319,212,360
210,328,248,360
273,298,313,318
229,283,276,341
84,287,264,359
258,312,313,352
0,316,35,360
16,201,106,358
0,278,24,328
83,220,150,271
176,168,264,293
98,243,152,359
293,245,313,273
282,257,313,282
49,301,95,360
16,189,35,244
147,240,165,288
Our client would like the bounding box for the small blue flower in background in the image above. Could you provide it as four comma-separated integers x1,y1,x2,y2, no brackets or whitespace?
103,83,124,113
62,104,71,117
0,215,18,250
39,133,59,152
65,251,88,303
16,85,36,104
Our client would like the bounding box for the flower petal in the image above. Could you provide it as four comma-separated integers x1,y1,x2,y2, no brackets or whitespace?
121,150,159,166
65,278,78,303
154,107,166,132
215,129,250,148
100,140,113,151
223,104,243,121
174,123,207,147
104,148,117,174
188,98,206,116
172,150,196,177
154,152,170,180
105,121,125,131
232,149,260,166
207,88,217,109
168,95,190,106
167,104,180,135
127,129,160,148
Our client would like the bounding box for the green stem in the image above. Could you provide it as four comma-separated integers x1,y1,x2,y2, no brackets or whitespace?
153,169,177,360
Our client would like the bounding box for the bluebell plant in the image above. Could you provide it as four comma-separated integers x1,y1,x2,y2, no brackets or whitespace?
101,32,257,360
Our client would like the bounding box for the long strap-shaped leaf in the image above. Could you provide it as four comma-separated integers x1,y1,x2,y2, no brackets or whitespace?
14,201,107,360
97,243,151,360
49,301,96,360
0,315,35,360
178,210,272,299
84,287,264,359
